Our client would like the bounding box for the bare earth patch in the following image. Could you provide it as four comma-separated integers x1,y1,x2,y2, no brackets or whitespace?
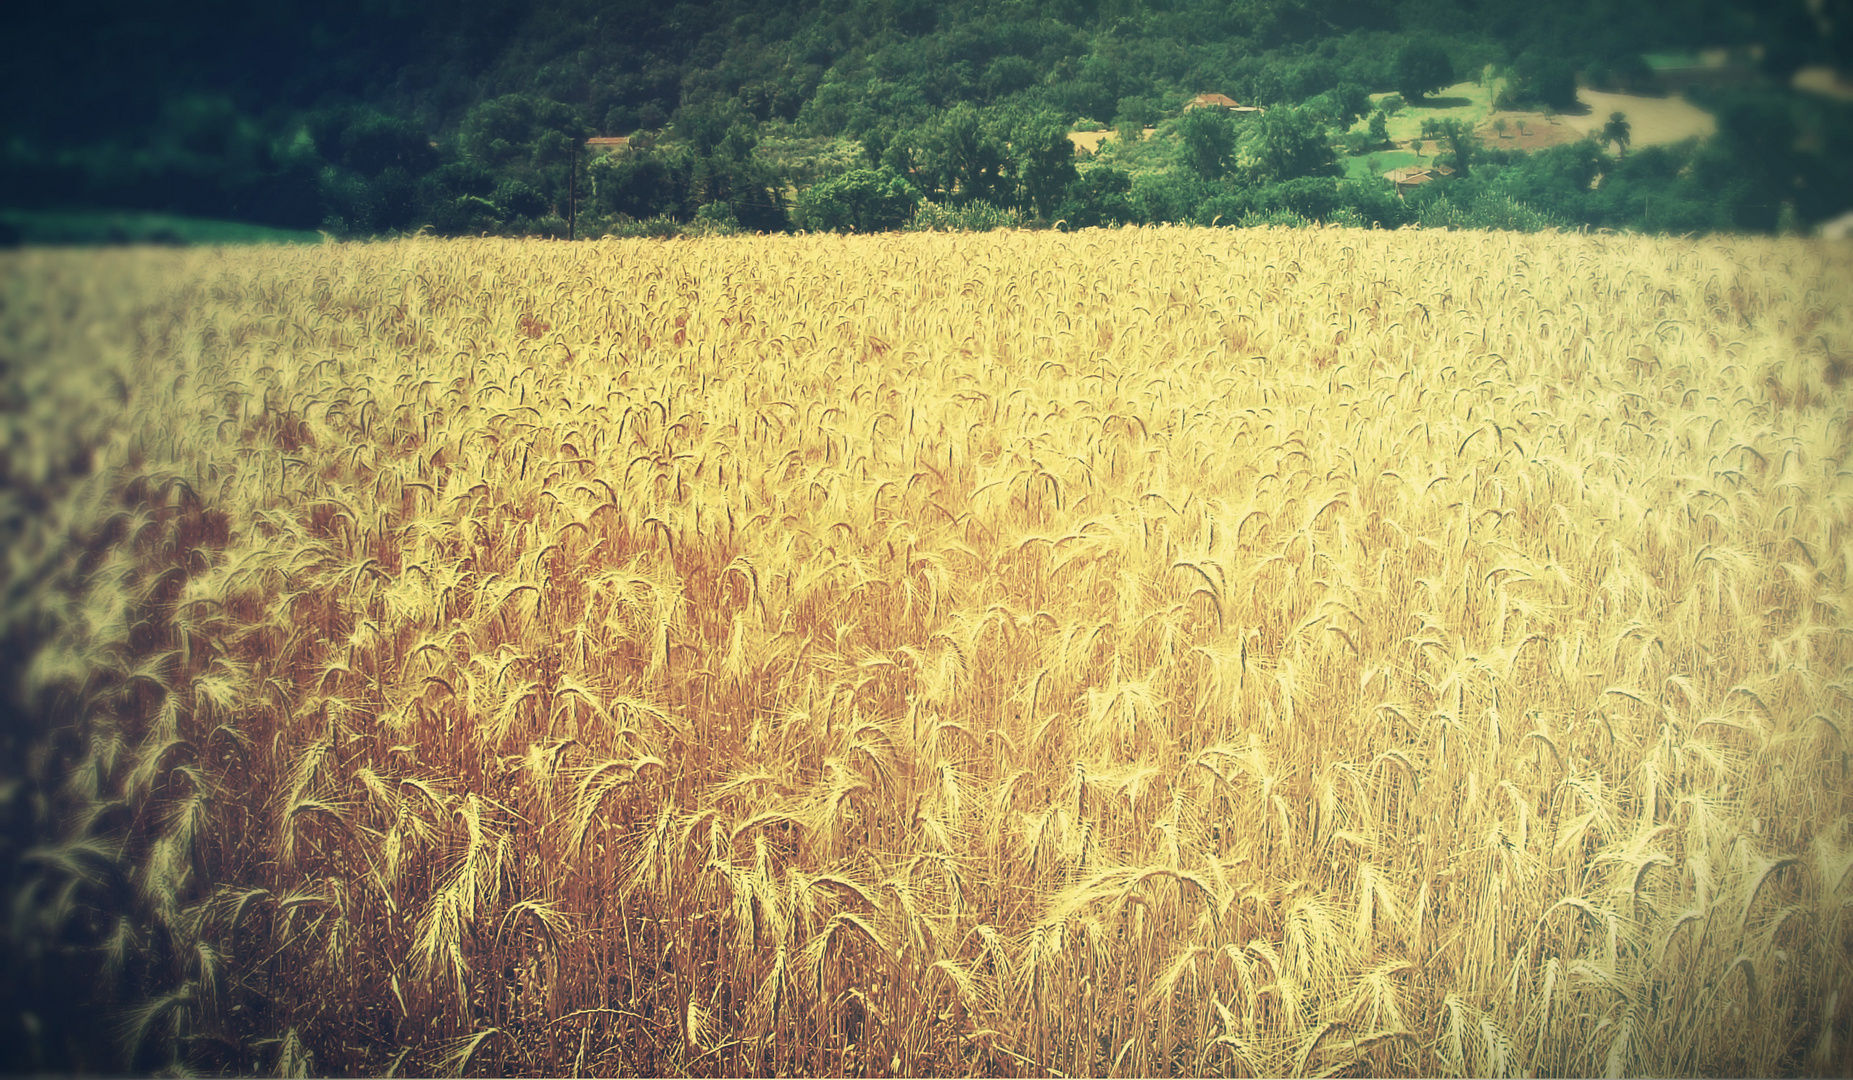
1793,65,1853,102
1472,113,1588,152
1559,89,1716,147
1467,87,1715,156
1068,127,1155,155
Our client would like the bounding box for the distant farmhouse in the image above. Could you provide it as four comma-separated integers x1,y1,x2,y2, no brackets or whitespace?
585,136,631,154
1184,93,1264,114
1384,163,1455,196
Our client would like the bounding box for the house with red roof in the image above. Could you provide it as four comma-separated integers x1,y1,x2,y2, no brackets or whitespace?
1385,163,1455,196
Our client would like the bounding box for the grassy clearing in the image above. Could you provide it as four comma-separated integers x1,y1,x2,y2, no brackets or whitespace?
1341,149,1419,180
0,207,324,246
4,228,1853,1077
1372,80,1501,146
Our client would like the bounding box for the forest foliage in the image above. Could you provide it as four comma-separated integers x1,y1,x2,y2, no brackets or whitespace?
1,0,1851,237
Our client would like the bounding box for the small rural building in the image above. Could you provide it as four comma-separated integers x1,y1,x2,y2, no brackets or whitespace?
1184,93,1264,114
584,136,631,155
1384,164,1453,196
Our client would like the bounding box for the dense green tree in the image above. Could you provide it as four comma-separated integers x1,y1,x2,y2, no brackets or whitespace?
493,178,548,219
697,155,790,231
673,99,757,157
317,169,380,234
1114,95,1162,129
925,103,1012,204
460,94,584,171
1487,139,1603,220
424,161,497,201
588,144,691,221
980,55,1040,101
1412,185,1569,230
890,0,939,36
1757,1,1818,82
1503,50,1579,110
1129,170,1218,223
801,79,884,138
1434,117,1476,177
1690,94,1802,231
1394,40,1454,103
793,167,920,231
1602,112,1632,157
1823,0,1853,74
365,168,422,230
878,127,936,199
239,129,325,228
1053,166,1135,227
1007,108,1082,218
429,194,502,233
1328,82,1371,128
135,93,270,216
338,112,437,177
1333,177,1414,227
1240,104,1338,183
1266,176,1344,220
1284,57,1340,100
1178,106,1240,180
1196,186,1258,226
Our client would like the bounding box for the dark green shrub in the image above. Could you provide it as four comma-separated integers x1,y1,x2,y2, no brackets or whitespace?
794,167,921,232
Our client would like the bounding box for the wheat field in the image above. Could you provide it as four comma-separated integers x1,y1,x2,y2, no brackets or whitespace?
3,227,1851,1077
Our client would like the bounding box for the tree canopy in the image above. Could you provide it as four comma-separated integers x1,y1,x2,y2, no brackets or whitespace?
1602,112,1632,156
1241,105,1339,183
1394,40,1454,103
0,0,1846,239
793,167,920,231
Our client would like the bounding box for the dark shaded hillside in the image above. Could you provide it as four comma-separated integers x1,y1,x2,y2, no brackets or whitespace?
1,0,1851,233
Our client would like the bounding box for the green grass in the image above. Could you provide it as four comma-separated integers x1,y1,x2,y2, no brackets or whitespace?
0,207,324,246
1341,149,1419,180
1364,80,1501,146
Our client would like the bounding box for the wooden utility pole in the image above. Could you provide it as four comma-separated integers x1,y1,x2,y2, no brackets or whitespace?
569,141,577,241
